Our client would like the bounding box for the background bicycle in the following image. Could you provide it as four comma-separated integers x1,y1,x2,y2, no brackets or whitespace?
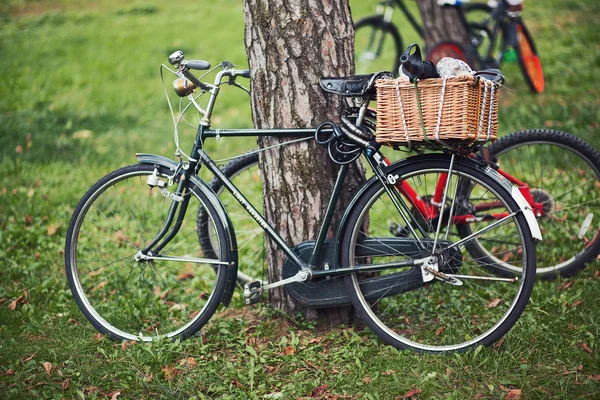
354,0,545,92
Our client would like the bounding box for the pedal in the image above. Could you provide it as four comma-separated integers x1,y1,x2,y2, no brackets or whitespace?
243,280,263,305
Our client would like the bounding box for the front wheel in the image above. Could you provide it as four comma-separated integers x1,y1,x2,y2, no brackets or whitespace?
65,164,230,341
340,157,536,353
354,15,403,76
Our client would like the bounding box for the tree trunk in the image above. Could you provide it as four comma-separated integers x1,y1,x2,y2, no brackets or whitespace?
243,0,364,325
417,0,469,49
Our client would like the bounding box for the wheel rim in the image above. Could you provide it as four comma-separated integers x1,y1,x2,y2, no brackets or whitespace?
517,25,544,92
68,167,225,341
347,166,531,352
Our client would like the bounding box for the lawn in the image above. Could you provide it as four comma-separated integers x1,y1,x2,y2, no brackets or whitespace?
0,0,599,398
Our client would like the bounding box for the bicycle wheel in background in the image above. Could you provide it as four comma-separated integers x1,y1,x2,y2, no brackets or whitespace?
426,41,477,68
354,15,403,76
514,22,545,93
340,156,536,352
487,130,600,278
65,164,230,341
199,152,265,286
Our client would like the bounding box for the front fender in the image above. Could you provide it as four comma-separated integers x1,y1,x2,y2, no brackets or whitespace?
334,153,542,267
136,153,239,307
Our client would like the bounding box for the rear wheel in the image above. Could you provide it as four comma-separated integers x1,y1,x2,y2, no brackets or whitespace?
486,130,600,278
354,15,403,76
199,152,265,286
341,157,536,352
66,164,230,341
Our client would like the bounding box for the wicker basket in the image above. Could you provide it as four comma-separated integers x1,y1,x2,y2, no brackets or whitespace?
375,75,498,146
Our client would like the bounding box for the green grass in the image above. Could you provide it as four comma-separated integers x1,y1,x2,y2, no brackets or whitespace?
0,0,599,398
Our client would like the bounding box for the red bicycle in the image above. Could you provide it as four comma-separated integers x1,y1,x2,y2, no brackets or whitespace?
207,128,599,281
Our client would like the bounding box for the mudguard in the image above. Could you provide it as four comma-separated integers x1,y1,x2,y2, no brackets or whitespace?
334,153,542,267
135,153,239,307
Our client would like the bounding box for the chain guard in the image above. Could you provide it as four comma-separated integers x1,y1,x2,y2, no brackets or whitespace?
282,238,462,308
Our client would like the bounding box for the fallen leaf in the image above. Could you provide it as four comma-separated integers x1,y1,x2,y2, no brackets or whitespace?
21,354,35,363
183,357,197,367
4,369,15,376
67,318,80,325
93,333,104,342
161,365,178,381
493,337,506,351
176,272,195,281
382,370,396,376
571,300,583,307
230,379,244,389
27,189,34,197
73,130,93,139
25,215,33,225
581,343,593,355
594,270,600,278
61,378,70,391
363,377,372,384
15,145,23,154
486,298,503,309
561,281,573,289
401,388,422,399
311,385,329,397
47,222,62,236
435,326,444,337
505,389,521,400
588,374,600,381
284,346,295,355
108,390,121,400
121,341,135,350
42,362,53,375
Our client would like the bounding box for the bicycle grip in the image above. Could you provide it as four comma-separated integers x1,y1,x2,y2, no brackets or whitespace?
237,69,250,79
182,60,211,70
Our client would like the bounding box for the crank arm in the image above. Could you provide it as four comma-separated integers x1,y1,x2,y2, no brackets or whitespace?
261,269,312,291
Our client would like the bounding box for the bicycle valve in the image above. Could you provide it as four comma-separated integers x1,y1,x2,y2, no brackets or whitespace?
173,78,196,97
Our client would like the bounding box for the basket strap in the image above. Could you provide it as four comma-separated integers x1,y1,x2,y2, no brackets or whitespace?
477,80,489,141
413,80,433,145
486,82,496,141
394,79,411,145
435,77,448,141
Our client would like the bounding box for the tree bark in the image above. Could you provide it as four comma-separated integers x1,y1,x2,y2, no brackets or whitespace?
243,0,364,325
417,0,469,49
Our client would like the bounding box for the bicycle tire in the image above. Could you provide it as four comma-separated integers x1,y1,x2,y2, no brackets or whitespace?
354,15,403,76
481,129,599,279
340,156,536,352
199,152,264,286
66,164,230,341
514,21,545,93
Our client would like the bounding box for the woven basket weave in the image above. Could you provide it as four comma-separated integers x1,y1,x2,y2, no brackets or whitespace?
375,75,498,145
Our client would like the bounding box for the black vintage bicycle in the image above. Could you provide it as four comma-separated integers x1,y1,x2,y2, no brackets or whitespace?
65,51,541,352
354,0,545,92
